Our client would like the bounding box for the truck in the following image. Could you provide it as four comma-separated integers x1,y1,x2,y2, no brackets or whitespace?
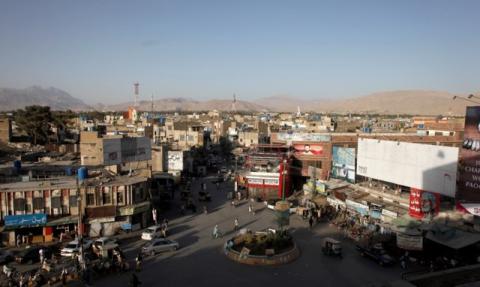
355,243,395,266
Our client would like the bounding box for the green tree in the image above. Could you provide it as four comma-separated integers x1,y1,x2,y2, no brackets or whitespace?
15,106,53,145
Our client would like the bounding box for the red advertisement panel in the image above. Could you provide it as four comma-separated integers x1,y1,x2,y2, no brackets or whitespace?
457,106,480,216
409,188,440,219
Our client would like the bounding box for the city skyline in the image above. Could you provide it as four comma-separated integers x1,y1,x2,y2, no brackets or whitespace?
1,0,479,104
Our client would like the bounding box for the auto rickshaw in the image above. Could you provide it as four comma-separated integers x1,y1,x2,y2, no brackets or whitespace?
321,237,342,258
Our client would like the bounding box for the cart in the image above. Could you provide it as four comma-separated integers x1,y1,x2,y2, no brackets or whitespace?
321,237,342,258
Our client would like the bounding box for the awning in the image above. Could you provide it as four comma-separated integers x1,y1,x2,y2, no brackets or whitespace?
46,215,79,227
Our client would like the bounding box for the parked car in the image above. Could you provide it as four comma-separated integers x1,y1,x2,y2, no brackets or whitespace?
142,238,179,255
0,250,13,264
93,237,118,250
15,246,52,264
60,239,93,257
356,243,395,266
141,225,163,241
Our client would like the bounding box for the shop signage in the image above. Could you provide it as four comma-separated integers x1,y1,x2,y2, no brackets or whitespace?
397,233,423,251
247,178,264,185
5,213,47,227
277,132,331,142
264,178,279,186
381,209,398,218
346,199,368,215
327,197,346,208
457,106,480,213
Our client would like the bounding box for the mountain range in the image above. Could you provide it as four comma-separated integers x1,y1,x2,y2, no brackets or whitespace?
0,86,475,115
0,86,91,111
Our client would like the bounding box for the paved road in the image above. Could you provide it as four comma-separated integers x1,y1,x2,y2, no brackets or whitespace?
97,177,405,287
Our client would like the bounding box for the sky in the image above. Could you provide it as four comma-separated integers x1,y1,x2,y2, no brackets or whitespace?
1,0,479,105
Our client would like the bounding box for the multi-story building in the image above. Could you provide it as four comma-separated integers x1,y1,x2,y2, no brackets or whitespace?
0,117,12,143
0,174,150,245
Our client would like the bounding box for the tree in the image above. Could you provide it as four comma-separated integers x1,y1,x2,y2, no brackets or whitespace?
15,106,53,145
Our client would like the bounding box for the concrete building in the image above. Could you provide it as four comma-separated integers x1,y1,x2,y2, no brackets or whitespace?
0,117,12,143
0,175,150,245
80,131,152,166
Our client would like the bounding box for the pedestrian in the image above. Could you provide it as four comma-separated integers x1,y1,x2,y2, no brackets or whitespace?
309,216,314,229
248,204,253,214
16,234,21,247
136,252,143,271
39,248,45,264
60,267,68,286
212,225,220,239
234,218,239,231
203,205,208,214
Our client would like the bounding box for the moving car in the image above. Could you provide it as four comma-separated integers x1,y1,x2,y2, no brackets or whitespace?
60,239,93,257
93,237,118,250
142,238,179,255
356,243,395,266
141,225,163,240
15,246,52,264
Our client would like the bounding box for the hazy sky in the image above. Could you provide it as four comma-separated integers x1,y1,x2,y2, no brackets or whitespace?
1,0,479,104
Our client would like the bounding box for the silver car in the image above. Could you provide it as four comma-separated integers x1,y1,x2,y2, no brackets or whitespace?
142,238,179,255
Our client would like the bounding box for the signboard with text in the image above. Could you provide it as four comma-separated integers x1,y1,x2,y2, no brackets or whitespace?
457,106,480,215
5,213,47,227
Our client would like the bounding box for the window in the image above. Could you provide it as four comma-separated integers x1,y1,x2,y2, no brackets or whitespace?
103,191,111,204
187,135,193,142
14,198,26,211
33,198,45,210
117,191,124,204
179,135,185,141
69,196,78,207
51,197,62,209
87,194,95,206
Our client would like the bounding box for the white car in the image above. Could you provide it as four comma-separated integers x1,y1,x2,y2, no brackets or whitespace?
142,238,179,255
61,239,93,257
141,225,163,241
93,237,118,251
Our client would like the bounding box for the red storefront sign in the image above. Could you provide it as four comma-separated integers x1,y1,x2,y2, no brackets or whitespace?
409,188,440,219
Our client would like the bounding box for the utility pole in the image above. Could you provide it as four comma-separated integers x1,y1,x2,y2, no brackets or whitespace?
282,159,287,200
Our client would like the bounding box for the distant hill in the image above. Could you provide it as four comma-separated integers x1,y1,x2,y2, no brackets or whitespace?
104,97,267,112
259,90,472,115
0,86,91,111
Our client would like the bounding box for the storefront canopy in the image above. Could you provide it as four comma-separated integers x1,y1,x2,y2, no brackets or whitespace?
426,227,480,250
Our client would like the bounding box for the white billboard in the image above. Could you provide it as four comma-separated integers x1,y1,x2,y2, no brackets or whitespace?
168,151,184,171
357,138,458,197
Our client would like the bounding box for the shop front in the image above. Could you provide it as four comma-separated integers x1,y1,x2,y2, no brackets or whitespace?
3,213,47,246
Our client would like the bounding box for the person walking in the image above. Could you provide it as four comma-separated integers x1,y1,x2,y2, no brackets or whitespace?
234,218,239,231
248,204,254,215
39,248,45,264
16,234,21,247
309,216,314,229
212,225,221,239
136,252,143,271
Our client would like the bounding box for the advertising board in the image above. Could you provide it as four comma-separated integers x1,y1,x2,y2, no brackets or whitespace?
103,137,152,165
397,233,423,251
276,132,331,143
409,188,440,219
457,106,480,215
293,143,324,156
357,138,458,197
167,151,184,171
332,147,356,183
